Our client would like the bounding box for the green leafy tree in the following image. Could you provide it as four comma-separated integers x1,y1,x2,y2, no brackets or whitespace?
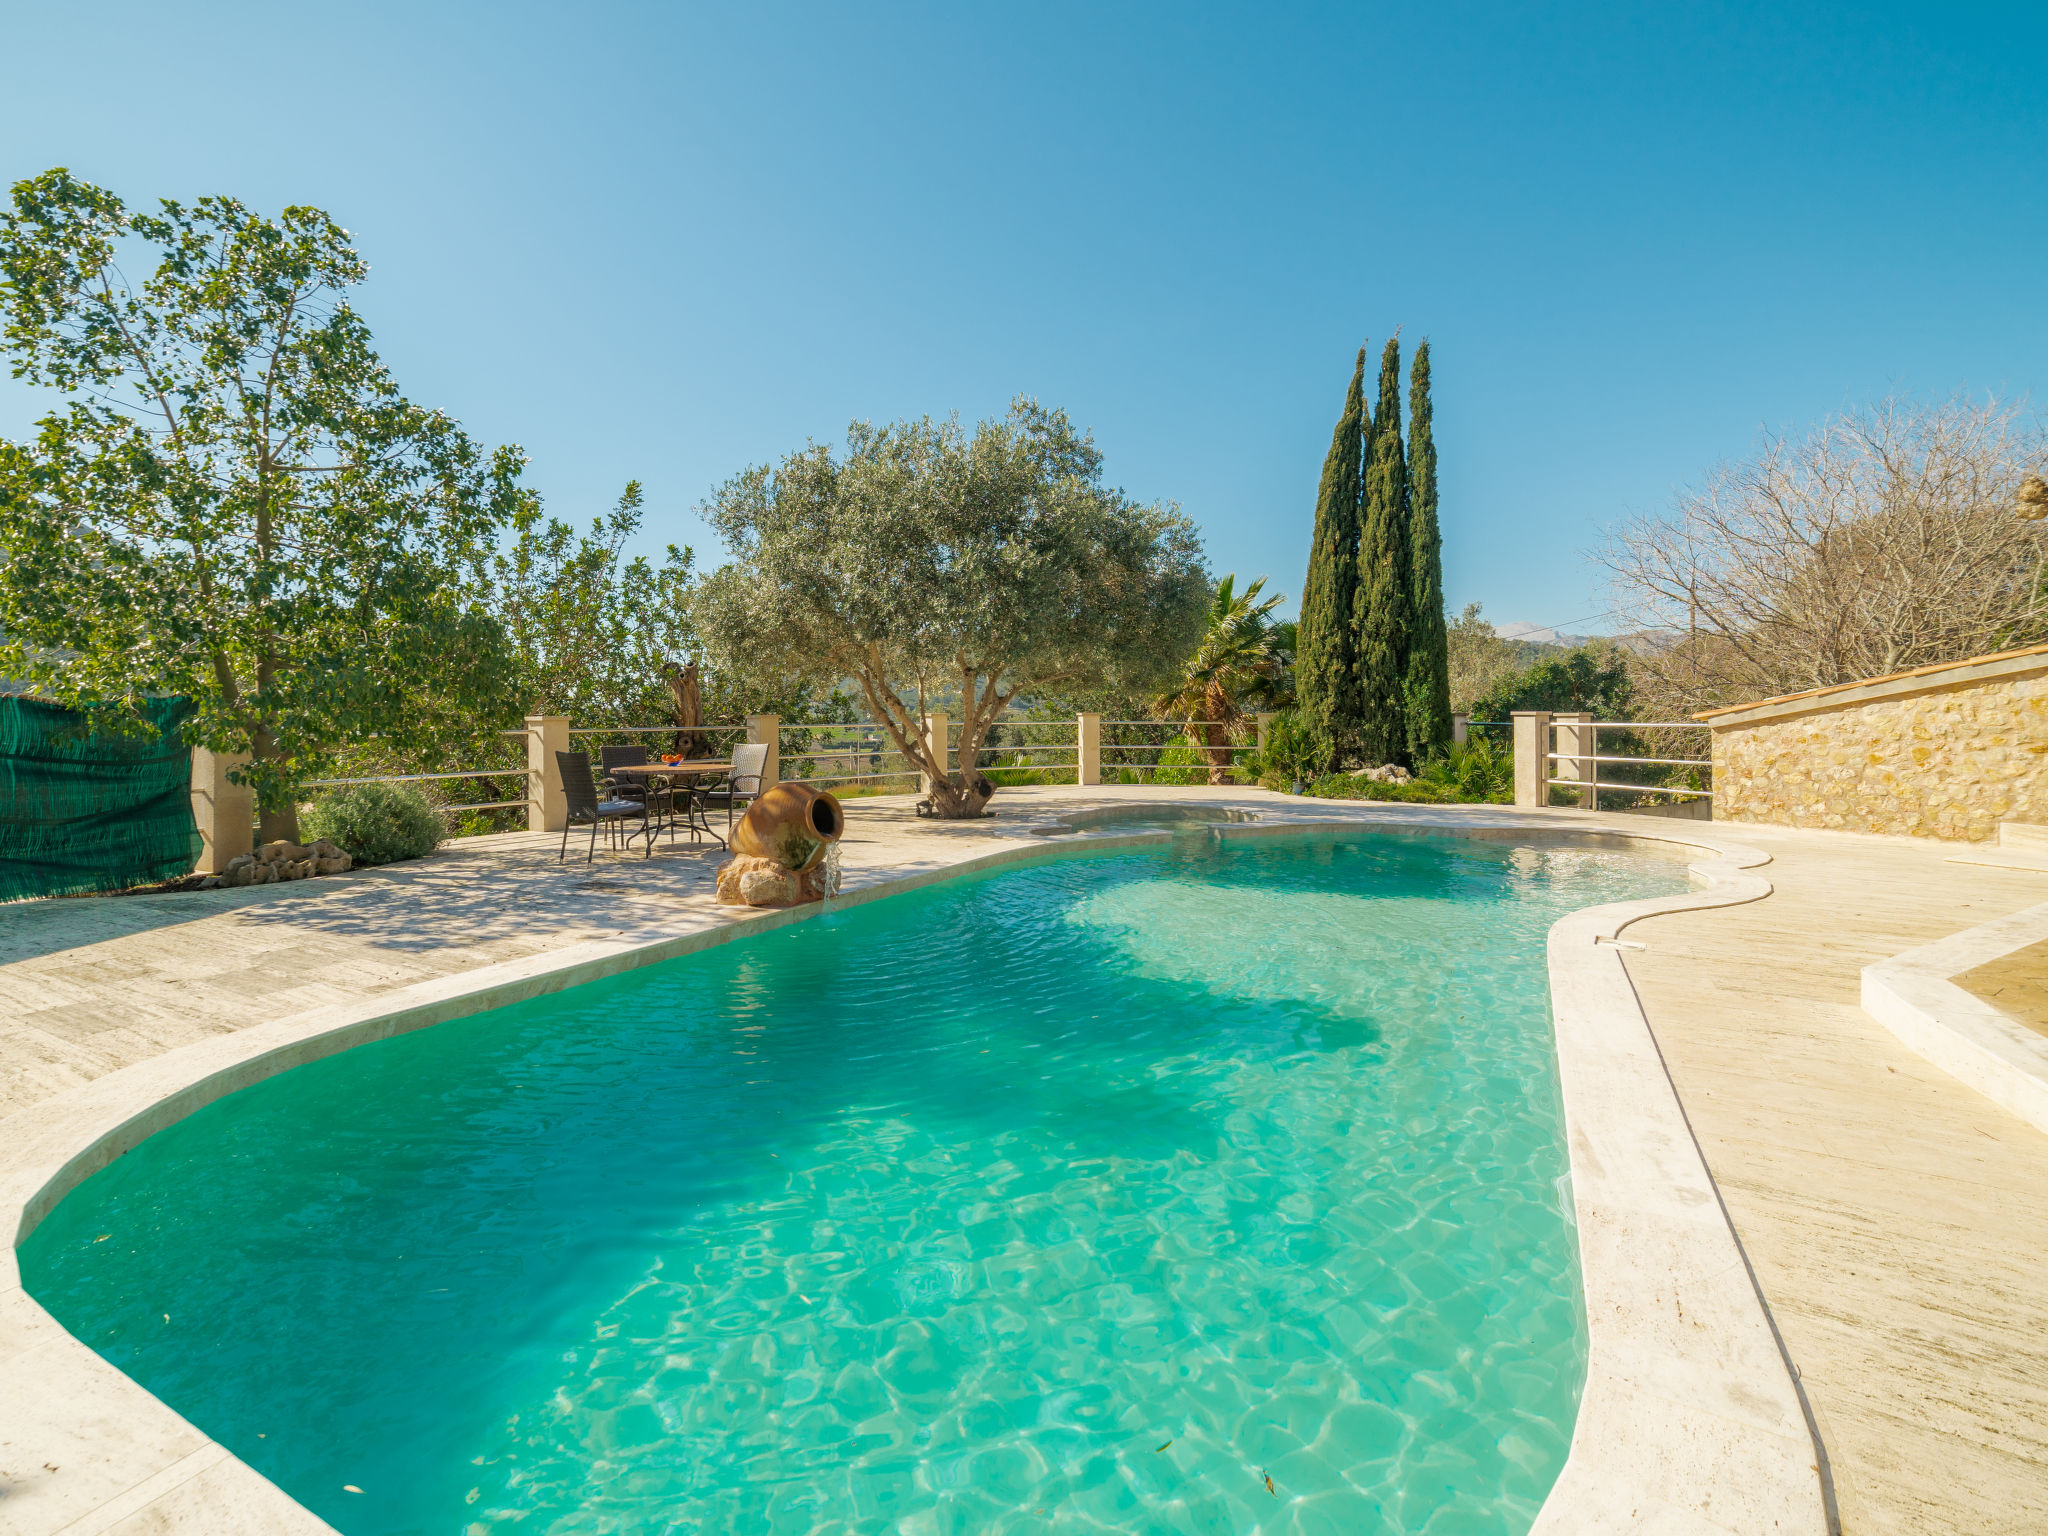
481,482,840,741
1353,338,1411,765
491,480,698,722
1471,642,1645,801
329,484,853,826
1447,602,1526,713
1402,339,1452,760
0,169,525,841
1295,346,1366,772
1154,573,1286,784
1470,643,1635,720
695,399,1208,818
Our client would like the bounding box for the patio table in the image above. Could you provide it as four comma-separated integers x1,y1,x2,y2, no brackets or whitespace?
606,760,735,850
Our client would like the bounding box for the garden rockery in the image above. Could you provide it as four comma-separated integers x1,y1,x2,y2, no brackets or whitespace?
213,839,353,887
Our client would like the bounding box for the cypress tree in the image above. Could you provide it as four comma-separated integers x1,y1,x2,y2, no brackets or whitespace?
1294,346,1367,772
1353,337,1410,764
1403,339,1453,760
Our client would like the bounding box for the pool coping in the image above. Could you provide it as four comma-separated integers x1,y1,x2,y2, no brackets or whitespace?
0,805,1829,1535
1860,897,2048,1138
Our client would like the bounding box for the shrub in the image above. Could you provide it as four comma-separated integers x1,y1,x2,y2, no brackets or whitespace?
1245,710,1321,790
1413,736,1515,803
1305,773,1452,804
302,782,445,866
1301,736,1515,806
1153,734,1211,785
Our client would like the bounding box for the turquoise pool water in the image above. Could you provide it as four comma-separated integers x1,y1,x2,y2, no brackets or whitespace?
22,830,1686,1536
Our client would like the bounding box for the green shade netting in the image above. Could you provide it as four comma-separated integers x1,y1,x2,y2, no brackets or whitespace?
0,695,200,902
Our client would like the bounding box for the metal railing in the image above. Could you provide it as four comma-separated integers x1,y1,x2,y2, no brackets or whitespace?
1094,719,1255,783
772,719,1256,788
302,766,533,817
300,709,1272,831
569,724,743,742
303,724,751,823
778,719,1087,786
974,718,1081,777
1099,721,1255,754
1544,720,1711,812
779,722,917,787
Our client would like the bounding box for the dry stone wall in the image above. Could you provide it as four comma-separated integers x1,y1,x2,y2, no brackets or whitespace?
1710,656,2048,841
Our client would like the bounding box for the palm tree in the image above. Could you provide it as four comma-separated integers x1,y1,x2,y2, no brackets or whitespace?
1244,619,1296,713
1156,574,1287,784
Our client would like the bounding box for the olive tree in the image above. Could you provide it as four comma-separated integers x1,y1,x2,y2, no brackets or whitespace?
695,400,1208,817
0,169,526,841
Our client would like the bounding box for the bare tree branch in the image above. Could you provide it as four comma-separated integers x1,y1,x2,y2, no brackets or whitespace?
1600,393,2048,713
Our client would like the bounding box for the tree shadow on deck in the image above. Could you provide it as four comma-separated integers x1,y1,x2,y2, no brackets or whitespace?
0,833,737,966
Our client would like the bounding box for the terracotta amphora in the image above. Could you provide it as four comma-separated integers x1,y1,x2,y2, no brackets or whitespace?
730,783,843,872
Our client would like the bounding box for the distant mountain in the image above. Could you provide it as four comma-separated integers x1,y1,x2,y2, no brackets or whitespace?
1493,621,1595,649
1608,629,1683,657
1490,622,1682,657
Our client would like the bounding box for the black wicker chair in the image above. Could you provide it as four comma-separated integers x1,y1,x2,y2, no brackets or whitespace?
555,750,647,862
599,743,676,821
598,742,650,789
694,742,770,835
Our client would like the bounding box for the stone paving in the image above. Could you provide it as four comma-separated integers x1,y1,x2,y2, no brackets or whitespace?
4,786,2046,1532
1620,820,2048,1535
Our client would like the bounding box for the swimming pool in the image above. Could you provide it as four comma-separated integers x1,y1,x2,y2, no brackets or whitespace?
21,830,1688,1535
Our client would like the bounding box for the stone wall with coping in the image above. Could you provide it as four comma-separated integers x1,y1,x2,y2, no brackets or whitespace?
1702,646,2048,841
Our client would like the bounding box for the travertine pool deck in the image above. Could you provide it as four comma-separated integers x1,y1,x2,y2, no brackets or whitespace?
1619,820,2048,1534
1,787,2044,1533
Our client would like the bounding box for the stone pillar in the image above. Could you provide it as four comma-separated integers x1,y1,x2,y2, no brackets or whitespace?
190,748,254,873
921,713,950,794
1256,712,1277,753
1077,712,1102,785
526,714,569,832
745,713,781,787
1554,711,1596,810
1512,711,1552,808
1452,712,1469,748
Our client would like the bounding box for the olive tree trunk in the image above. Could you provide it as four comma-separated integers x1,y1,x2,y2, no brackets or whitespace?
853,653,1008,819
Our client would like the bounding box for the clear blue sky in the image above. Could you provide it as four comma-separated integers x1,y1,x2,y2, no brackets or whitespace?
4,2,2043,632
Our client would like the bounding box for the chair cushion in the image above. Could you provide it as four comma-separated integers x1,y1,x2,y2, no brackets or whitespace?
597,799,642,816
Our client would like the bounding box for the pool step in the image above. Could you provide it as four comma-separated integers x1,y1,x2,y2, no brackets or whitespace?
2000,822,2048,855
1947,821,2048,873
